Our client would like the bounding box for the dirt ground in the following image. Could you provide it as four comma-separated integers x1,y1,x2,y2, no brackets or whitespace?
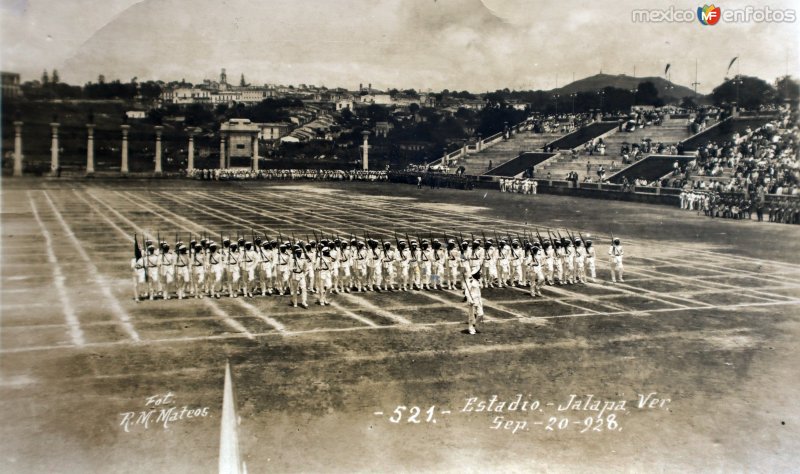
1,178,799,473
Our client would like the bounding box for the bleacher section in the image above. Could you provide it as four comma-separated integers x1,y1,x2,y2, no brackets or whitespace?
545,121,618,150
458,131,561,176
538,118,692,181
607,155,695,183
485,152,556,177
680,117,773,151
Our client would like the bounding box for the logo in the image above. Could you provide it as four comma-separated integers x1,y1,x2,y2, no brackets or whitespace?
698,4,721,24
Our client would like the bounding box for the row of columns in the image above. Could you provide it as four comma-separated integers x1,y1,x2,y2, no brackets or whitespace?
11,123,201,176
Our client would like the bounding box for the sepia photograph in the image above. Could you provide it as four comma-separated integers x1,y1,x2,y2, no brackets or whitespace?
1,0,799,472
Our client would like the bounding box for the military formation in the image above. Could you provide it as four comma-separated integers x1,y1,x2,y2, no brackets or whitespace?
130,231,625,332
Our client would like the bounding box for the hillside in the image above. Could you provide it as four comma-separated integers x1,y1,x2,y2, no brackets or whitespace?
553,73,699,102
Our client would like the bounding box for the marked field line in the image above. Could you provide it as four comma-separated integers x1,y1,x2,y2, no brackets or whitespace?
3,299,798,355
27,193,85,347
42,191,140,342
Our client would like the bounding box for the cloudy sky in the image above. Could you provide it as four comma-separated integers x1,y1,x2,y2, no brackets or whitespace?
1,0,798,92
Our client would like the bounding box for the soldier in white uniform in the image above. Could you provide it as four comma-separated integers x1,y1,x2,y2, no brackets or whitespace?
431,239,445,290
445,240,460,290
367,239,382,291
354,240,368,292
585,239,597,282
305,241,317,294
242,242,258,297
497,239,510,288
174,244,190,299
257,241,274,295
207,243,223,298
609,238,625,282
338,240,353,293
289,246,309,308
225,243,241,298
159,243,175,299
509,239,524,286
554,240,565,285
543,240,555,285
329,240,341,294
525,244,545,297
317,247,334,305
465,270,484,335
409,240,422,290
574,238,586,284
382,242,397,291
563,238,575,285
191,243,205,298
483,239,499,288
276,244,292,295
397,240,411,291
420,240,433,290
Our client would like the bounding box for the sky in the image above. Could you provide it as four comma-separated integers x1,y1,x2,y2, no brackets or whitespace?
1,0,798,93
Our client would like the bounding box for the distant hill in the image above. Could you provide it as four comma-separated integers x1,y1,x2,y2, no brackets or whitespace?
552,73,700,102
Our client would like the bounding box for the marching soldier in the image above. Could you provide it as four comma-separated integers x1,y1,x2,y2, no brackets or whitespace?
397,239,411,291
543,240,555,285
258,240,274,296
175,244,190,299
431,239,445,290
159,243,176,299
409,240,421,290
554,240,565,285
525,244,545,297
242,241,257,297
563,238,575,285
207,243,223,298
330,240,341,293
191,243,205,298
483,239,499,288
306,240,318,294
276,244,292,295
367,238,382,291
574,238,586,284
609,238,624,283
289,246,309,308
382,241,397,291
338,240,353,293
497,239,510,288
585,239,597,283
317,246,334,305
446,239,460,290
145,245,159,300
225,243,242,297
510,239,524,286
354,240,368,292
420,239,433,290
465,269,484,335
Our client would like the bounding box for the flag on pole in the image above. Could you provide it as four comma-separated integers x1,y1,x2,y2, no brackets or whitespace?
727,57,738,75
664,64,671,75
134,235,142,261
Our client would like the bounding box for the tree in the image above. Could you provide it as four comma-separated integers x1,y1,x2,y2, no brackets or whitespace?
711,75,776,109
240,74,247,87
775,76,799,104
409,103,420,114
41,69,49,85
51,69,59,84
636,81,662,106
680,96,698,109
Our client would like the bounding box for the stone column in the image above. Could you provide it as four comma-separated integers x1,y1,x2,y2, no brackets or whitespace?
50,122,60,176
251,135,259,171
154,125,163,174
13,121,23,177
361,131,370,171
219,134,227,169
120,125,130,174
86,123,95,175
477,133,483,152
187,128,197,173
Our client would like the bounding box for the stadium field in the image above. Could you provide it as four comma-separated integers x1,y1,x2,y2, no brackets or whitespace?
2,179,799,472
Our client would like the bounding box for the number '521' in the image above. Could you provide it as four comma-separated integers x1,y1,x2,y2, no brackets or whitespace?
389,405,438,424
